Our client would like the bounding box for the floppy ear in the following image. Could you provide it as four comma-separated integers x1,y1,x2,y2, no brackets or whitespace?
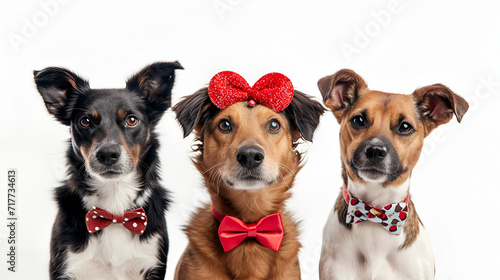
126,61,183,124
34,67,89,125
412,84,469,136
317,69,368,123
173,88,218,138
284,90,325,142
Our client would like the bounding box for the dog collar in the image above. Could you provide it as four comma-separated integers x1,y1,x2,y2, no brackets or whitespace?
212,204,284,252
208,71,294,112
343,184,409,234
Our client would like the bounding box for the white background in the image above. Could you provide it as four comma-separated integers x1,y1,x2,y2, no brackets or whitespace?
1,1,499,279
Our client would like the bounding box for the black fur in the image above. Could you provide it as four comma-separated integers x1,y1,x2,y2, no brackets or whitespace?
34,62,182,280
173,87,325,141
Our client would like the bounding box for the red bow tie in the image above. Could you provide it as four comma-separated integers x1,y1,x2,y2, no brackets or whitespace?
212,204,284,252
208,71,294,112
85,207,147,235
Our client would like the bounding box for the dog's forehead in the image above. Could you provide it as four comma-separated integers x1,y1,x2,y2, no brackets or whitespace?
356,91,417,119
79,89,145,114
217,102,288,124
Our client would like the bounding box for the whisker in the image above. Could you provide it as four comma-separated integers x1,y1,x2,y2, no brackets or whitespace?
202,162,226,175
139,161,156,181
278,163,293,175
253,194,266,216
243,192,255,213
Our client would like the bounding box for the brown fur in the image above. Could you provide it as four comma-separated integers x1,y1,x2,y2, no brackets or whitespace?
118,134,143,166
319,69,468,248
79,137,98,163
400,199,421,249
64,71,79,89
117,108,126,119
175,102,302,279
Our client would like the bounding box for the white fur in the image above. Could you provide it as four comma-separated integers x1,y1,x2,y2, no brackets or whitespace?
64,229,162,280
63,172,161,280
320,178,435,280
82,172,143,214
347,177,409,209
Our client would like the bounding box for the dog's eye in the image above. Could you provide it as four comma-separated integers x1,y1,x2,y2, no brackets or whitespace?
80,117,91,127
398,122,414,134
126,116,139,126
268,120,281,132
351,115,365,128
217,119,232,132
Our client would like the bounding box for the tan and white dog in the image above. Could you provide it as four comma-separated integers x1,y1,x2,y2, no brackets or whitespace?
317,69,468,280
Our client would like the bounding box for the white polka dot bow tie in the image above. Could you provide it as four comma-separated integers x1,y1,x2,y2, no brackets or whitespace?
85,206,147,235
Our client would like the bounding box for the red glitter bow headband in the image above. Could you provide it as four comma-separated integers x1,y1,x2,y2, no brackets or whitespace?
208,71,294,112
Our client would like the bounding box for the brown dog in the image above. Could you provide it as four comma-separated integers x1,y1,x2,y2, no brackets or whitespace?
318,69,468,279
173,78,324,279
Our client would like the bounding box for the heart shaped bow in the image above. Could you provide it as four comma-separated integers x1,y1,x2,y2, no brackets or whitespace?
208,71,294,112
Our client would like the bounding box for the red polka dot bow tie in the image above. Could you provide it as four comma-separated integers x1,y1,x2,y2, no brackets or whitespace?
343,184,409,235
208,71,294,112
212,204,284,252
85,207,147,235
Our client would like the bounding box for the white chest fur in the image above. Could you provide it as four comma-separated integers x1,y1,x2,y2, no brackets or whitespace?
63,173,160,280
321,209,434,280
64,228,161,280
82,173,144,214
320,179,435,280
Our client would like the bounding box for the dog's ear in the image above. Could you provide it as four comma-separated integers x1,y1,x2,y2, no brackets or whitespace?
412,84,469,136
173,88,218,138
284,90,325,142
126,61,183,124
318,69,368,123
34,67,89,125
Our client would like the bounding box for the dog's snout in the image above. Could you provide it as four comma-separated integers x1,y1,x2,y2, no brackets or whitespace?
236,146,264,169
364,145,387,161
96,145,121,166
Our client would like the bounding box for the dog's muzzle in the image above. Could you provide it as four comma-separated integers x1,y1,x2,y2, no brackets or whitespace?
226,145,274,189
88,143,131,178
351,137,401,182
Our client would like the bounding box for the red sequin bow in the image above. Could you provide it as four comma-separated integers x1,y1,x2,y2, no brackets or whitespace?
212,205,284,252
85,206,147,235
208,71,294,112
343,184,409,235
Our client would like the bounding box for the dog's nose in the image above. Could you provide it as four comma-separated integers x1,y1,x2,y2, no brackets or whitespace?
364,145,387,161
96,145,121,166
236,146,264,169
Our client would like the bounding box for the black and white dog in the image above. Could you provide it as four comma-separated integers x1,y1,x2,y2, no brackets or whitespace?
34,62,182,279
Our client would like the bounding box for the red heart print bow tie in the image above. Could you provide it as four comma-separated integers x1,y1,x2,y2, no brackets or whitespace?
85,206,147,235
212,204,284,252
208,71,294,112
343,184,409,235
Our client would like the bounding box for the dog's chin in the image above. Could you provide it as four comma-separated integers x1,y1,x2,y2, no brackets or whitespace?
226,177,274,190
351,161,389,183
357,169,388,183
87,166,131,181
